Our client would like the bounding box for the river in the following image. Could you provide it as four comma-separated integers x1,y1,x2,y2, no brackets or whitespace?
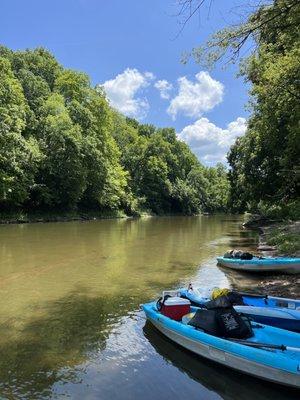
0,215,297,399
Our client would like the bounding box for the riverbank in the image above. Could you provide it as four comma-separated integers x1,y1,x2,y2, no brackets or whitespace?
241,216,300,297
0,210,130,224
260,221,300,257
243,215,300,257
0,210,202,224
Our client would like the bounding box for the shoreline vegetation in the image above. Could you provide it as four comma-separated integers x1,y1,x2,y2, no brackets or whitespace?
260,222,300,257
0,46,229,220
0,210,205,224
241,215,300,298
244,215,300,257
0,210,129,224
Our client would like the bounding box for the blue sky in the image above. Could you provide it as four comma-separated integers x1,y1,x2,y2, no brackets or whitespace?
1,0,251,165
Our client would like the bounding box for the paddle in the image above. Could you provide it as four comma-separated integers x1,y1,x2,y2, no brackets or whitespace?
228,338,300,352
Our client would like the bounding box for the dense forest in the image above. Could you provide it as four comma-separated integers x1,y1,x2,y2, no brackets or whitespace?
1,1,299,220
179,0,299,219
227,0,300,219
0,45,229,217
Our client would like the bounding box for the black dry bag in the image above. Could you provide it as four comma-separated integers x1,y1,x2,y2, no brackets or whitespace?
215,307,253,339
188,309,221,336
188,307,253,339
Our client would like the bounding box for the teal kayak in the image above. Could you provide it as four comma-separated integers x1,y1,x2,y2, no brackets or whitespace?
217,256,300,274
143,301,300,388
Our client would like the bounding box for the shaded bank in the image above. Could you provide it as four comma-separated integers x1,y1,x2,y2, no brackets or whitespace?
0,210,204,225
244,216,300,257
261,222,300,257
0,210,128,225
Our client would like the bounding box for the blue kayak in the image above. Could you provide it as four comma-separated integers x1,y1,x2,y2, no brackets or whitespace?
180,288,300,332
143,301,300,388
217,256,300,274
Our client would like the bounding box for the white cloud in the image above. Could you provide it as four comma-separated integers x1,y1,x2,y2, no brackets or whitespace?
101,68,155,119
178,117,247,165
154,79,173,99
167,71,224,120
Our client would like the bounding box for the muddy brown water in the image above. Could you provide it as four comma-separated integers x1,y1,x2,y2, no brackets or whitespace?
0,215,298,399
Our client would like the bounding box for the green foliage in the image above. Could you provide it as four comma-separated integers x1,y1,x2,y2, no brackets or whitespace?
35,94,86,208
256,200,300,221
204,164,230,212
185,1,299,218
267,225,300,255
11,47,62,89
0,57,41,207
54,69,90,103
224,0,300,216
0,46,230,216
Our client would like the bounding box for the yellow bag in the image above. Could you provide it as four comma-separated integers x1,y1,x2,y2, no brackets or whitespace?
211,287,230,300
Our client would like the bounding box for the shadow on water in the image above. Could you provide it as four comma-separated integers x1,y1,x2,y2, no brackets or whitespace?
226,230,259,250
143,322,299,400
0,288,142,399
219,238,258,249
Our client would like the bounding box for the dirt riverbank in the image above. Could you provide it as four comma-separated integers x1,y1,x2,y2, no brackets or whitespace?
241,217,300,297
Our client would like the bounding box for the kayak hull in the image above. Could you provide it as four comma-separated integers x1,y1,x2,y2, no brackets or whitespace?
143,302,300,388
217,257,300,274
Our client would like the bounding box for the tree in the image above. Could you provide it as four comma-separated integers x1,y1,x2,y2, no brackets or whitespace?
33,94,86,209
139,155,171,213
80,89,128,210
227,0,300,212
54,69,90,103
10,47,62,89
0,57,40,208
175,1,300,215
0,45,232,216
177,1,299,65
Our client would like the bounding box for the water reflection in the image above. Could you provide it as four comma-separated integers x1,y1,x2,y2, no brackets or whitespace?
2,215,287,399
0,289,139,398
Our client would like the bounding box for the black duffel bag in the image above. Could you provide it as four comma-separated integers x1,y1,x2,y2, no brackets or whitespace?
188,307,253,339
215,307,253,339
188,309,221,336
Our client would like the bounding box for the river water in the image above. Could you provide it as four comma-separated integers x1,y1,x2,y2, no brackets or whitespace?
0,215,297,399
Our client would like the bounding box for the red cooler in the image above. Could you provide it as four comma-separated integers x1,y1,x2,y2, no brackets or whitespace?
161,297,191,321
